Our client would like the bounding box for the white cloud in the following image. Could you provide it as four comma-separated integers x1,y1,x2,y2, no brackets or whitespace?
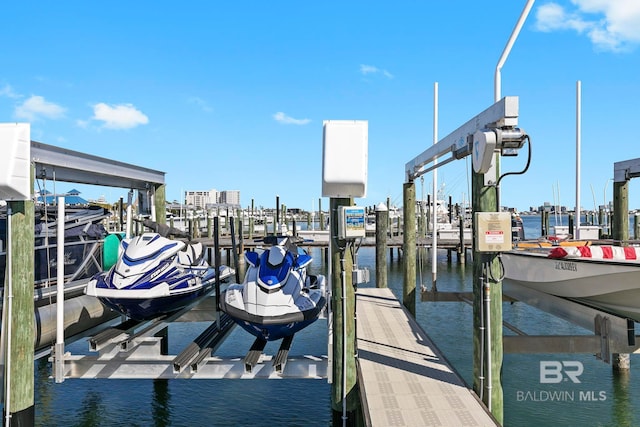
359,64,394,79
273,112,311,125
14,95,66,121
91,103,149,129
535,0,640,52
0,84,20,99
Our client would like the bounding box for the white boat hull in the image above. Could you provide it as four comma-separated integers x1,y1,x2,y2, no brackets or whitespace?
502,250,640,321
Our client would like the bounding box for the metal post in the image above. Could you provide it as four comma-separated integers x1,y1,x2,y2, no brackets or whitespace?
54,197,66,383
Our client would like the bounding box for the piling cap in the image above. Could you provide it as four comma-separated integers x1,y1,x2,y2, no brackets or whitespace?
375,202,388,212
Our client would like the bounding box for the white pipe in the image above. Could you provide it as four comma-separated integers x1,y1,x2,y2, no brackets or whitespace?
432,82,438,288
56,198,65,346
3,206,12,427
575,80,582,239
55,197,66,383
494,0,536,102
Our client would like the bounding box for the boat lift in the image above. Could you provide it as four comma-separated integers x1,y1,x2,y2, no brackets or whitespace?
502,281,640,361
60,299,328,380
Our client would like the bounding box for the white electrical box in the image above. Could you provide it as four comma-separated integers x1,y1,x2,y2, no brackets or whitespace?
0,123,31,201
322,120,368,198
337,206,366,239
475,212,512,252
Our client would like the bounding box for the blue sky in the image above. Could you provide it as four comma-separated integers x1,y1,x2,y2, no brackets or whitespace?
1,1,640,212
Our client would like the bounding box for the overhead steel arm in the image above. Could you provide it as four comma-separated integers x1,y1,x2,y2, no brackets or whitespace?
405,96,520,182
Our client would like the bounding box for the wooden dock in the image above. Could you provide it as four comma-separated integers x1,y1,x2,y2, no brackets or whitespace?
356,288,498,427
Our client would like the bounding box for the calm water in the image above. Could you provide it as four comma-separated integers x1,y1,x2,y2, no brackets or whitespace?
32,215,640,426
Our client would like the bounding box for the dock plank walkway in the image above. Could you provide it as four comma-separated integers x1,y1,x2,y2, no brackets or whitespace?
356,287,498,426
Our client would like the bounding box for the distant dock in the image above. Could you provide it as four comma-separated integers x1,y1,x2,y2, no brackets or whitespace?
196,229,472,251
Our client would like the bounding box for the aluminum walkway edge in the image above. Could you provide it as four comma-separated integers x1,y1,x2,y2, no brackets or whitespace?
356,288,498,427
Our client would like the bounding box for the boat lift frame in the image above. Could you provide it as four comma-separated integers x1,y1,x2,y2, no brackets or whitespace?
502,281,640,360
25,141,327,381
61,303,328,380
405,96,520,182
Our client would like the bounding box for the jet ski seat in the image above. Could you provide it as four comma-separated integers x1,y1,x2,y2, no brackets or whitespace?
178,242,204,266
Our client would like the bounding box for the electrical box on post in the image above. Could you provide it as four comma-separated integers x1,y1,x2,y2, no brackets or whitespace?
475,212,512,252
337,206,366,239
322,120,368,198
0,123,30,201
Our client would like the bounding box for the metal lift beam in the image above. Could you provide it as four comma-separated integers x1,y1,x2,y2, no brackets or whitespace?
405,96,519,181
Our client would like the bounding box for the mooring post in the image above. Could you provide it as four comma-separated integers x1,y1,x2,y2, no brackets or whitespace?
472,169,504,423
249,199,254,239
568,213,574,238
375,203,388,288
612,178,630,372
613,180,629,244
3,200,36,425
229,217,240,283
151,169,170,350
213,217,221,327
458,212,466,265
238,219,245,279
426,194,431,234
402,182,416,317
329,197,359,425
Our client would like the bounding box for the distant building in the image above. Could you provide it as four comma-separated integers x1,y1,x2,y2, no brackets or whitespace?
36,188,88,206
219,190,240,206
185,189,219,208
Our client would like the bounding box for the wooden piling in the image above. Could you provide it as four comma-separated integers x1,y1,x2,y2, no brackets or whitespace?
613,180,628,244
612,179,630,372
329,198,359,424
154,184,166,224
459,211,466,265
238,219,245,280
249,199,254,239
402,182,416,317
3,200,36,425
375,203,388,288
568,213,574,237
472,169,503,424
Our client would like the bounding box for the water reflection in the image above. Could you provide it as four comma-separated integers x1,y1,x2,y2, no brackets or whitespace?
611,371,636,427
76,391,105,427
152,380,171,427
